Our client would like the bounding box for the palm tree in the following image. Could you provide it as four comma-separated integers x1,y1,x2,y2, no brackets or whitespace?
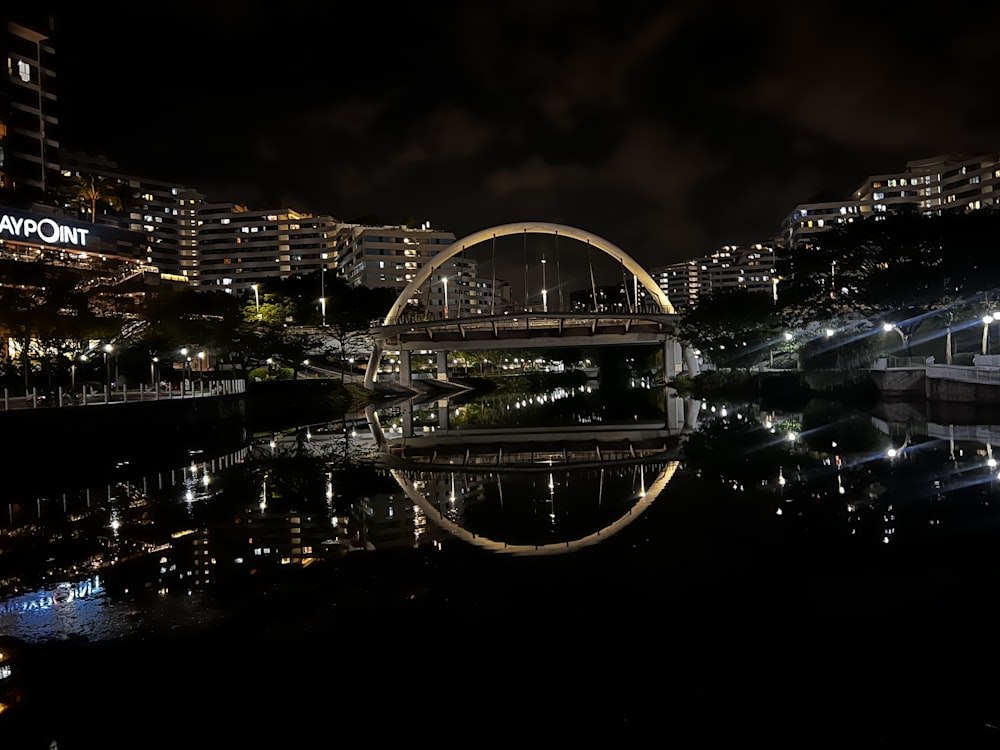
68,173,126,223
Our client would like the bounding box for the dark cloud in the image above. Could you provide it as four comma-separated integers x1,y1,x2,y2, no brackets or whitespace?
53,2,1000,279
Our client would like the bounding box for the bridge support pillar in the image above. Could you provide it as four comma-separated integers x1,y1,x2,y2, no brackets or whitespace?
437,351,449,381
682,343,700,376
398,350,412,386
663,338,681,381
401,399,414,438
438,399,451,430
684,396,702,433
364,342,383,390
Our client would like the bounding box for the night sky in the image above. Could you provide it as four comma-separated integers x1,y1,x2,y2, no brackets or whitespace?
52,2,1000,275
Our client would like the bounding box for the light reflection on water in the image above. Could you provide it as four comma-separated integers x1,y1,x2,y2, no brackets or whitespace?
8,386,1000,646
0,576,224,643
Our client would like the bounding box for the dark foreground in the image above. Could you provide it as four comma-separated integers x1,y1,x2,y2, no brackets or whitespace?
4,471,1000,749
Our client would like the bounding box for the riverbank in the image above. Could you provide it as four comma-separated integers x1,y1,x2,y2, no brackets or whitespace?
5,466,1000,749
671,369,881,410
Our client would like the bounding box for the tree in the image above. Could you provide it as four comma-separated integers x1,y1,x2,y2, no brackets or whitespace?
321,277,397,372
677,288,784,372
0,260,119,392
68,174,127,223
777,209,1000,362
137,289,244,377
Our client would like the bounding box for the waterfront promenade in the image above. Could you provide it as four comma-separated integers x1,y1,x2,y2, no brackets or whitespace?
0,379,245,411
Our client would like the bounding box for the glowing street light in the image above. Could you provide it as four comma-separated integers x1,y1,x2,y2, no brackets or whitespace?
320,297,327,327
983,313,1000,355
442,276,450,319
882,322,907,350
541,256,547,312
180,347,192,382
252,284,261,319
320,253,328,323
103,344,113,389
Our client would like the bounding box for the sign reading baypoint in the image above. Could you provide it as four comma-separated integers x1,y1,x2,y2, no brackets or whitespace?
0,212,90,247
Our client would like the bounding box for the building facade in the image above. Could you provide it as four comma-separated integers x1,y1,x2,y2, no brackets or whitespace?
0,15,59,196
783,154,1000,248
197,204,337,294
650,244,776,312
331,223,499,316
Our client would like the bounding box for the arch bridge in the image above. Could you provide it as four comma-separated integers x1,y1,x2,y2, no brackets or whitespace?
364,222,689,389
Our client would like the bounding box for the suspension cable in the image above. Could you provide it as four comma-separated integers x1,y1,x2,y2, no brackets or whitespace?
523,229,529,312
555,231,564,311
587,240,598,312
620,258,634,313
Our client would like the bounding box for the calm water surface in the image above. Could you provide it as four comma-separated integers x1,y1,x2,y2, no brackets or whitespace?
4,385,1000,748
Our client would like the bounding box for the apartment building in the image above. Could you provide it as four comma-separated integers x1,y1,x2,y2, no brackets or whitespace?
331,223,498,316
783,154,1000,248
650,244,777,313
0,14,59,195
59,149,202,283
197,204,337,293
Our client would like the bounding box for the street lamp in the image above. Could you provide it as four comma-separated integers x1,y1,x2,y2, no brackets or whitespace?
198,350,206,374
320,297,327,327
103,344,113,390
320,254,327,316
541,256,547,312
180,347,192,383
150,356,159,387
882,322,907,348
442,276,449,319
252,284,261,319
983,313,1000,355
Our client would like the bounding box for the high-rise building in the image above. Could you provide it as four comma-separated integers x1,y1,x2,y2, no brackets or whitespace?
650,244,777,312
59,151,340,294
59,149,202,282
783,154,1000,248
0,14,59,196
197,204,337,293
331,223,494,316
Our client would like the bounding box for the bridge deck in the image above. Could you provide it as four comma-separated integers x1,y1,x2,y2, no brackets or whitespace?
375,311,679,348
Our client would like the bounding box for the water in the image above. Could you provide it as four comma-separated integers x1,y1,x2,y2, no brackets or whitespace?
4,384,1000,748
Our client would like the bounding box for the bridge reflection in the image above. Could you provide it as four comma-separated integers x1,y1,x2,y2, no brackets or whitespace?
366,404,684,556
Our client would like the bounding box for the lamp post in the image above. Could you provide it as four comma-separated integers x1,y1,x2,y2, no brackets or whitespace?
541,257,547,312
252,284,261,319
150,356,159,387
442,276,449,319
320,297,327,327
983,312,1000,355
103,344,113,390
180,347,191,386
882,322,907,350
198,350,206,375
320,254,327,319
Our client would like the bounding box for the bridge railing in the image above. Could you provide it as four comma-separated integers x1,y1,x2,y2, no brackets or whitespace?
375,306,675,328
1,379,246,411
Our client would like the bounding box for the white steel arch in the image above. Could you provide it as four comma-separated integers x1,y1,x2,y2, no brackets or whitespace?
382,221,674,323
